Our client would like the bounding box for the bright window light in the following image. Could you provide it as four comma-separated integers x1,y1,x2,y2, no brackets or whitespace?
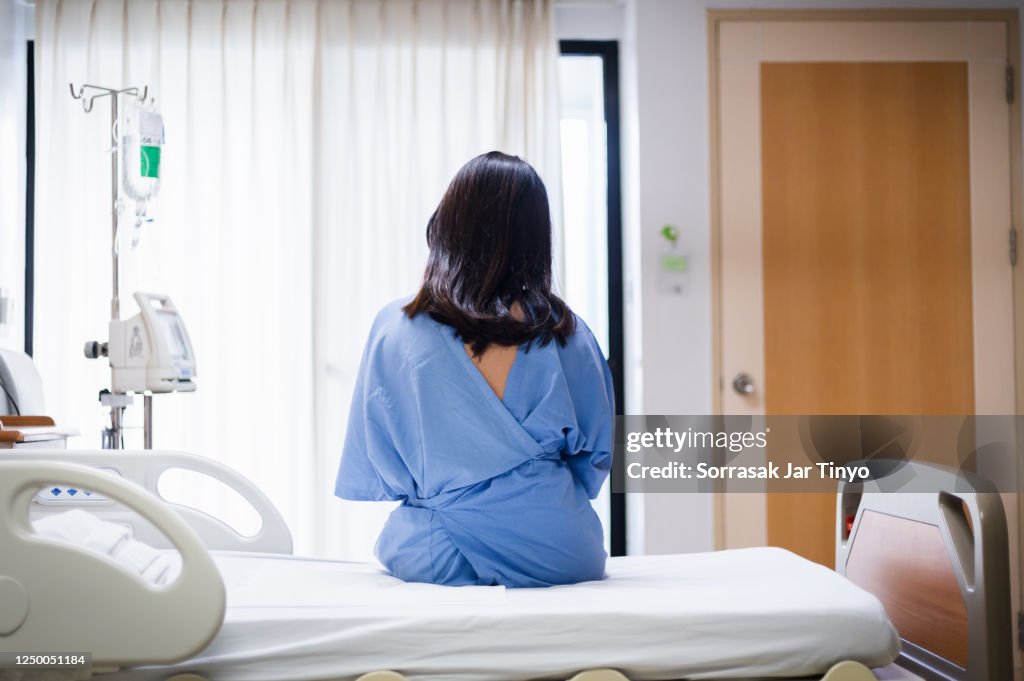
559,54,611,552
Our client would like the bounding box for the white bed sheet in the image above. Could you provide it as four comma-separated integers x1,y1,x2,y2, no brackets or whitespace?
105,547,899,681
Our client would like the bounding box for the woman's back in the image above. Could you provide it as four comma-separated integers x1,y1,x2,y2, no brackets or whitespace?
335,299,614,587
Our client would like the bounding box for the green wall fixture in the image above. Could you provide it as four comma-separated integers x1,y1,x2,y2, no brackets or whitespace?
657,224,689,294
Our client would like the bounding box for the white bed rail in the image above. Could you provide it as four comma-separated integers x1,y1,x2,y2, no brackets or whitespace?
3,449,293,554
0,460,226,666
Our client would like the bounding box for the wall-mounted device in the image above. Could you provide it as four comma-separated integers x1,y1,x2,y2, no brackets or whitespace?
657,224,690,295
0,288,12,339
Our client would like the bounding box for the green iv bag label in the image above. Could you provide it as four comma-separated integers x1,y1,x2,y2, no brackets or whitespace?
140,145,161,178
138,110,164,179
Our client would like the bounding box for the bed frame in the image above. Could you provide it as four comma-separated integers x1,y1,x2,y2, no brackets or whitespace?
161,663,883,681
0,450,1011,681
836,462,1013,681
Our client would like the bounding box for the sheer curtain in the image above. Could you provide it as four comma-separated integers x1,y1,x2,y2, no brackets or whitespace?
0,0,31,352
34,0,561,559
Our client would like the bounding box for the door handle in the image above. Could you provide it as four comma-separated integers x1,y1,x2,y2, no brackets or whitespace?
732,372,755,395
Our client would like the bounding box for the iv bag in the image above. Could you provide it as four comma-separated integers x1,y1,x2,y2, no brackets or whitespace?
120,100,163,202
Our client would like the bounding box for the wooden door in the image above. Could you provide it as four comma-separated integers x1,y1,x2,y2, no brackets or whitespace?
761,60,975,564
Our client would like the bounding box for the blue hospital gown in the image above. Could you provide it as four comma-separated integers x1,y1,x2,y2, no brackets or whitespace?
335,298,614,587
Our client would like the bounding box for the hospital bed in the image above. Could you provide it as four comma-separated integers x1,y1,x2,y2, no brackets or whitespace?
0,450,1011,681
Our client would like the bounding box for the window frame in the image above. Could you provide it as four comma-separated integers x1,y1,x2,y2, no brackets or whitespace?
559,40,626,557
25,39,34,357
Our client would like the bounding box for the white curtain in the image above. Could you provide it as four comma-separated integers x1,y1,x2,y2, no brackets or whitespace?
34,0,562,559
0,0,31,352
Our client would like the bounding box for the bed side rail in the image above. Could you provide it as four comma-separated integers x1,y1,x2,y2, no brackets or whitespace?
0,460,225,665
3,449,293,554
835,460,1011,681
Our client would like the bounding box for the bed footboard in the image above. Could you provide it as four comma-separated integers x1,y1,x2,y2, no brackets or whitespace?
836,461,1012,681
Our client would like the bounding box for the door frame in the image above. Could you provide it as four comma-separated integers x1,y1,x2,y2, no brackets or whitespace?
704,10,1024,655
706,5,1024,638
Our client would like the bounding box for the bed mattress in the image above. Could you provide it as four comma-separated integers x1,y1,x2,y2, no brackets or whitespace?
106,547,899,681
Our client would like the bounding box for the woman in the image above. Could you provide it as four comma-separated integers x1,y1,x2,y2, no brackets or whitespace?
335,151,614,588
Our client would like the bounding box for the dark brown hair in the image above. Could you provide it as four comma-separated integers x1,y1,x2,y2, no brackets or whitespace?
403,151,575,355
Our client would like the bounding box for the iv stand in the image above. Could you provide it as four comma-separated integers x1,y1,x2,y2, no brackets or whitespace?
70,83,150,450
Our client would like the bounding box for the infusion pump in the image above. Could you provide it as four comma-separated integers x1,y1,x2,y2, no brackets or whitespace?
88,292,197,393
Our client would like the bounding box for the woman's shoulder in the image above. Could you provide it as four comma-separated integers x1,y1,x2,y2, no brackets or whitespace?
371,296,433,331
370,296,412,330
366,296,446,359
557,311,603,359
550,311,612,387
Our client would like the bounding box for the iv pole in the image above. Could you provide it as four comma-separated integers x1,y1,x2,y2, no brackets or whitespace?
70,83,151,450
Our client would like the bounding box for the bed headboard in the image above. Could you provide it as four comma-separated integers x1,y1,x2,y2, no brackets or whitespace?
835,461,1012,681
2,449,293,554
0,460,226,666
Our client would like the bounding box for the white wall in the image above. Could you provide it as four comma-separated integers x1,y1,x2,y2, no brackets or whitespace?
558,0,717,555
559,0,1024,556
555,1,626,40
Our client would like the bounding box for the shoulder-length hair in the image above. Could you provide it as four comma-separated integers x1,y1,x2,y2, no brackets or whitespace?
403,151,575,355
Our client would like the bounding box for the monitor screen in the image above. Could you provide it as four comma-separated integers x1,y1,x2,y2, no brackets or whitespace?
156,310,191,361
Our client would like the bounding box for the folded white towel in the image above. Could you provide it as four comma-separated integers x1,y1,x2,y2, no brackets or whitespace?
32,510,172,586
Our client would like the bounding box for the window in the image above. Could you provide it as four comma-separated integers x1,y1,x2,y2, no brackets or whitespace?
558,41,625,556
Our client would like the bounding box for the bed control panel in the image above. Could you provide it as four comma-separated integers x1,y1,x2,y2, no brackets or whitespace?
35,485,108,503
32,468,119,504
